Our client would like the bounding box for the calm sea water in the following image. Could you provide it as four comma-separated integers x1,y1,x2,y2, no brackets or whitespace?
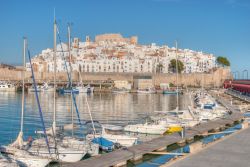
0,92,190,145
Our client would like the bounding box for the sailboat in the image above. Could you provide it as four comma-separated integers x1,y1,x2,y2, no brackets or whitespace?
76,71,94,93
112,88,130,94
57,23,99,157
124,120,169,135
87,125,138,147
125,42,186,135
26,19,88,163
137,87,156,94
0,81,16,91
28,82,54,92
2,38,52,167
0,152,18,167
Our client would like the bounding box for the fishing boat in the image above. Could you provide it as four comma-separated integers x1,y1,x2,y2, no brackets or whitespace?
137,87,156,94
0,81,15,91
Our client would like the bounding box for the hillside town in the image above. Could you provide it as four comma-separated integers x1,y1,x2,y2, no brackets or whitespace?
26,33,217,73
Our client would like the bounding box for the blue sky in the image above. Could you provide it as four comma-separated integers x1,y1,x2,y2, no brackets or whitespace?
0,0,249,74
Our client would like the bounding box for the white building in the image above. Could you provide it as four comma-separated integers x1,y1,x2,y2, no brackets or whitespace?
27,34,217,74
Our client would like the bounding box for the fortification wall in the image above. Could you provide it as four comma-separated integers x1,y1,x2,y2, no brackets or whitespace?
0,67,231,87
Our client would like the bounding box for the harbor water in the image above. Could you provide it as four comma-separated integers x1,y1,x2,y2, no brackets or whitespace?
0,92,190,146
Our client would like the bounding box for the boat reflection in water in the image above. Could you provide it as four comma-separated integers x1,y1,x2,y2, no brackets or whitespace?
0,92,187,145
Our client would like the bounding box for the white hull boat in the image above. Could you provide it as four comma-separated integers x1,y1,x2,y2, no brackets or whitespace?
137,88,156,94
27,137,87,162
99,134,137,147
87,126,137,147
61,136,99,157
2,146,51,167
0,82,15,92
124,123,168,135
0,153,18,167
76,85,94,93
29,83,53,92
112,89,130,94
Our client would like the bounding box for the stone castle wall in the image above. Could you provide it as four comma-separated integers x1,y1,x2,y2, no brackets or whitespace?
0,67,231,87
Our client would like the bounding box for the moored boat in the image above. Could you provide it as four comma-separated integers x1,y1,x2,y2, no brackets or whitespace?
124,121,168,135
0,81,16,91
112,88,130,94
87,125,138,147
137,88,156,94
76,84,94,93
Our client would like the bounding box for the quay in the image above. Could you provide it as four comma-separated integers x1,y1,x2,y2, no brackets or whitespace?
166,122,250,167
62,95,244,167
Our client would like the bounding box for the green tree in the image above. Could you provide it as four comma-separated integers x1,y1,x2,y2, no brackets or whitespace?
216,56,230,67
156,63,163,73
168,59,184,73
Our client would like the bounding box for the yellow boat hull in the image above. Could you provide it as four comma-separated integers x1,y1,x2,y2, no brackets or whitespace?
166,126,182,134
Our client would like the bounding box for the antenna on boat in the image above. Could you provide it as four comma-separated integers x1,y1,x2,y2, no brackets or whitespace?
175,40,179,111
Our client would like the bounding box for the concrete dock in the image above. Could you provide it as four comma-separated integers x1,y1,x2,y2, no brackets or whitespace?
167,126,250,167
62,112,244,167
61,92,245,167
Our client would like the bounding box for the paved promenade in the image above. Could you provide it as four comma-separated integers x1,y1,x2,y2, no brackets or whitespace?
168,126,250,167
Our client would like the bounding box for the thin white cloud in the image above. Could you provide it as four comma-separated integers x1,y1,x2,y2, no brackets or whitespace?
225,0,250,8
151,0,181,2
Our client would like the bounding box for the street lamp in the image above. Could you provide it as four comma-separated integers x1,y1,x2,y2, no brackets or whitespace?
233,71,240,80
232,72,236,80
242,70,248,80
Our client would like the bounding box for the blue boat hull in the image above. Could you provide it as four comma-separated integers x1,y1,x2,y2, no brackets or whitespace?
58,88,79,94
92,137,114,152
163,90,178,95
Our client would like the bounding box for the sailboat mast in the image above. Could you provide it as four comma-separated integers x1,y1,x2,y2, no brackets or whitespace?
53,16,57,133
20,38,26,133
68,24,74,136
175,41,179,111
68,24,72,87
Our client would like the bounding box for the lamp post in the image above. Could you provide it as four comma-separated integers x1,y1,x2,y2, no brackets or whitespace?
242,70,248,80
232,72,236,80
233,71,240,80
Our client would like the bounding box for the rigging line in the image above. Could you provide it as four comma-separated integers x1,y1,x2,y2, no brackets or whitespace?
85,97,96,136
28,49,51,155
56,26,82,127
